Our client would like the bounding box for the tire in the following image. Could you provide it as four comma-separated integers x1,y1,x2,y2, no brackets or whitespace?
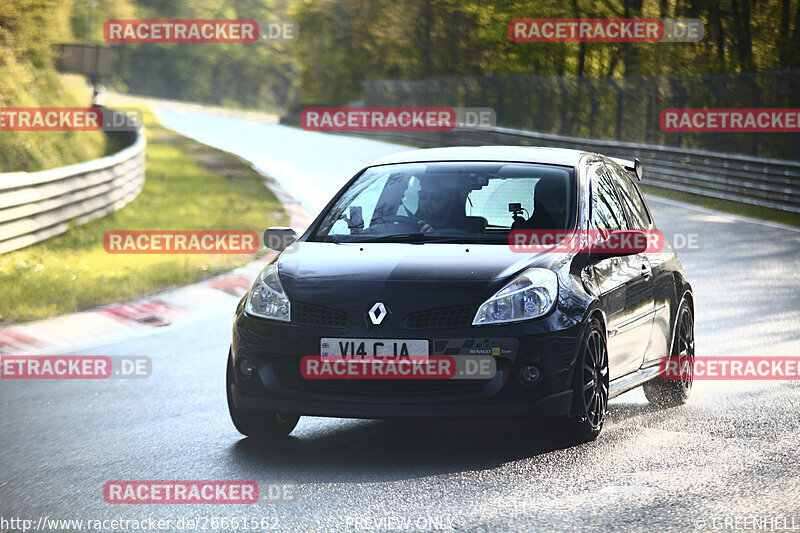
558,317,609,443
226,352,300,440
643,299,694,408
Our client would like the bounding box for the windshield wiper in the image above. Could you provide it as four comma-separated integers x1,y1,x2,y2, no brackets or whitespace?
344,233,507,244
354,233,439,243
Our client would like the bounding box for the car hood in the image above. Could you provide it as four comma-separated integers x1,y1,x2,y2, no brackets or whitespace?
276,242,556,313
279,242,546,281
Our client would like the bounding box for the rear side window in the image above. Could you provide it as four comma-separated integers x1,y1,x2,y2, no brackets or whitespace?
609,163,651,229
592,168,628,231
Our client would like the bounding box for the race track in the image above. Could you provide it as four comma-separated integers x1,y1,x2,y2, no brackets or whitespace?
1,110,798,532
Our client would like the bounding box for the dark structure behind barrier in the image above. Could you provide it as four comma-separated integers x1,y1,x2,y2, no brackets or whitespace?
54,44,113,84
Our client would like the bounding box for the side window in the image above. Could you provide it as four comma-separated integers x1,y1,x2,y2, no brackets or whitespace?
610,164,651,229
592,168,628,231
327,172,390,234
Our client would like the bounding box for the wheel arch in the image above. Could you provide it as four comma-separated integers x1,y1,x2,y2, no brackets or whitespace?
584,303,607,337
681,285,694,315
667,285,694,360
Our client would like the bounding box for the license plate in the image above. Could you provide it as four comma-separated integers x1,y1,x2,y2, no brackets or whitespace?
320,338,429,358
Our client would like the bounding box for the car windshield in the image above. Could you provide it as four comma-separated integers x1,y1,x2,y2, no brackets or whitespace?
310,161,576,243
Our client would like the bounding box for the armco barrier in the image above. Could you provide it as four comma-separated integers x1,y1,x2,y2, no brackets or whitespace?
362,72,800,160
290,123,800,214
0,111,145,254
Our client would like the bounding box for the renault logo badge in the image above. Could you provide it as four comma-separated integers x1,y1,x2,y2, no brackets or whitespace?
368,302,388,326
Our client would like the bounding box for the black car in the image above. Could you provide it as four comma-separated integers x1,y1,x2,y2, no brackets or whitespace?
227,146,695,442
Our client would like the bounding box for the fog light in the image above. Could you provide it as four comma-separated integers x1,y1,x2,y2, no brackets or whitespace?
237,357,253,378
519,364,541,385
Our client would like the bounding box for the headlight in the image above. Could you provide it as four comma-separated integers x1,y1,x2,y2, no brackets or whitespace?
245,263,291,322
473,268,557,325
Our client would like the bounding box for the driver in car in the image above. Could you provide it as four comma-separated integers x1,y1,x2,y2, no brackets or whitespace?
510,175,568,231
415,181,467,233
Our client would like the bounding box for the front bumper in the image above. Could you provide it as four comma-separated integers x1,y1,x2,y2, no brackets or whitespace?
229,383,574,418
231,303,585,419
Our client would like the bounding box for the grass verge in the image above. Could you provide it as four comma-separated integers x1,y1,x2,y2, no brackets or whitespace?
0,72,110,172
0,107,286,324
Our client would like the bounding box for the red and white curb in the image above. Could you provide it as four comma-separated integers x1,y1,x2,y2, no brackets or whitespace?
0,179,312,356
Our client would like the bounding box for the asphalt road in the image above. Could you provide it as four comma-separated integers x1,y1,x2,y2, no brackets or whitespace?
1,112,799,532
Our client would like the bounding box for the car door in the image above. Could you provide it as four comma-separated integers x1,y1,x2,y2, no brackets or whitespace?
606,160,671,367
589,164,655,379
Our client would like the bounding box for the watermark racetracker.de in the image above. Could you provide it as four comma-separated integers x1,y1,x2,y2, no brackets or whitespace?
509,18,704,42
104,19,297,43
104,231,260,254
508,229,704,254
661,108,800,132
301,107,496,131
661,356,800,381
302,355,496,380
1,356,151,379
103,481,298,504
0,107,143,132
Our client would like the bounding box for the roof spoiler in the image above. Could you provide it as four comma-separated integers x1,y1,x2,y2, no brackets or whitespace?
610,157,643,181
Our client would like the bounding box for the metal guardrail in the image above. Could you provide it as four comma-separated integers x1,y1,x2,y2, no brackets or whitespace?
363,71,800,160
0,116,145,254
329,126,800,214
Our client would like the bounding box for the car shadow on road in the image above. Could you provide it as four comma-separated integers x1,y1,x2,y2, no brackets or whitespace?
227,400,672,483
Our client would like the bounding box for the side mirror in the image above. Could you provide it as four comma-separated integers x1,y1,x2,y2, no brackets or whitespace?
588,230,648,262
634,158,643,181
345,206,364,233
263,227,297,252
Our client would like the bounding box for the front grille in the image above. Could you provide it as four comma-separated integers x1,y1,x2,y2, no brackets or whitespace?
293,302,350,328
403,305,477,329
271,356,488,397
